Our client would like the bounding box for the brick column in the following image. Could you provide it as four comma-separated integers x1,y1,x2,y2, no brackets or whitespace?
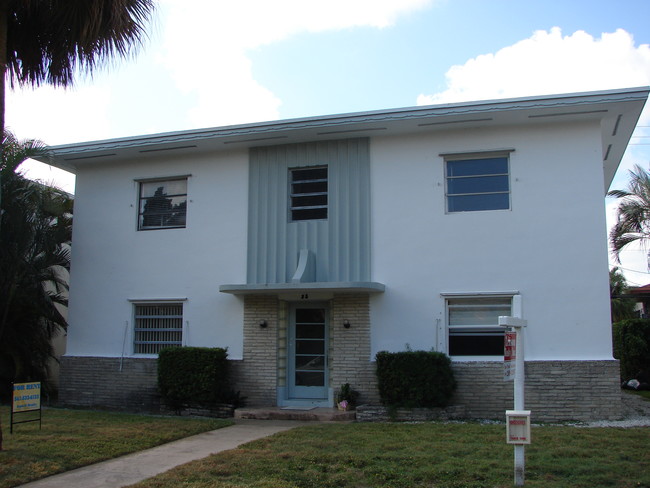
329,294,379,405
238,295,279,406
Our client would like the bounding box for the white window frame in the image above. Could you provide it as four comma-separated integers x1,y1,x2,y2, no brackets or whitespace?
442,150,513,213
131,300,185,355
442,292,518,361
136,176,189,231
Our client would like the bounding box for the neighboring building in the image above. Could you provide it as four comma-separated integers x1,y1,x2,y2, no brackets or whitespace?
48,87,648,421
629,284,650,317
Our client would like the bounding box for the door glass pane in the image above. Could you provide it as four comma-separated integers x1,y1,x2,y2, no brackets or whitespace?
296,340,324,355
296,323,324,338
295,308,325,323
295,355,324,370
292,307,326,391
295,371,324,386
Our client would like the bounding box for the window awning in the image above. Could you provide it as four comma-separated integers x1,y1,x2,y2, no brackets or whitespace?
219,281,385,296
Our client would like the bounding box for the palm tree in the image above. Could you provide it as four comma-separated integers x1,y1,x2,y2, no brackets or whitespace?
0,132,73,450
0,1,153,449
609,267,637,323
608,164,650,264
0,0,155,135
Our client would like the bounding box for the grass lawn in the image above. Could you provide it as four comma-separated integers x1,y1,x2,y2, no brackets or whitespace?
631,389,650,401
0,406,232,488
128,422,650,488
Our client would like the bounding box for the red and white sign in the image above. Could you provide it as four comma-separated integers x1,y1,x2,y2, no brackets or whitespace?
506,410,531,444
504,331,516,381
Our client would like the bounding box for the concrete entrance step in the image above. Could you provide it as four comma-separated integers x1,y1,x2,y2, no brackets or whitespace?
234,407,355,422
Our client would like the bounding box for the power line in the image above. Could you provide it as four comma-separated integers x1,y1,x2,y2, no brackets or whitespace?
613,265,649,274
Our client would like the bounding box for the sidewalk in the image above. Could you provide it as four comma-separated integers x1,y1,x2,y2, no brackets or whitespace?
17,419,308,488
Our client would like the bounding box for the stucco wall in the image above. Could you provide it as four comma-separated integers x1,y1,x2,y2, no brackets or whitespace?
369,120,612,361
66,149,249,359
61,118,617,420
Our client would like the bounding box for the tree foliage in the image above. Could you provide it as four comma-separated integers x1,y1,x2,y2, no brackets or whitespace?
609,267,637,323
608,164,650,263
0,0,155,452
0,132,72,448
612,318,650,381
0,0,155,134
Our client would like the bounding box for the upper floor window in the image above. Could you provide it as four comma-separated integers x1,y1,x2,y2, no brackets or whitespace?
289,166,328,221
138,177,187,230
445,154,510,212
133,302,183,355
447,296,512,357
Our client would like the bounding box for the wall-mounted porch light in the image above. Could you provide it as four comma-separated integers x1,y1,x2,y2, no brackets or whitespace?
343,320,351,329
259,320,268,328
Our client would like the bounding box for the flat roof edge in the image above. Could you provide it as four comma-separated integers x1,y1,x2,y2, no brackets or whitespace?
46,86,650,156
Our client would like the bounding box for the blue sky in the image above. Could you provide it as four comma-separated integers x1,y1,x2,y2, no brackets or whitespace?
7,0,650,282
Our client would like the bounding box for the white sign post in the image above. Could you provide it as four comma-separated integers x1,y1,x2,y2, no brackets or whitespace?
499,316,528,487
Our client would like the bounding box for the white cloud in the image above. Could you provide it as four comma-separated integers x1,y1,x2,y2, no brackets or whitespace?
6,84,112,194
159,0,433,127
6,83,112,146
417,28,650,107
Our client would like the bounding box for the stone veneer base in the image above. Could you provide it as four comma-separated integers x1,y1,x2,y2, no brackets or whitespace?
59,356,622,422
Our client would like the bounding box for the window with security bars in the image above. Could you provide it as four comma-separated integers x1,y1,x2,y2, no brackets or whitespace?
446,155,510,212
138,178,187,230
134,303,183,354
289,166,328,221
447,297,512,356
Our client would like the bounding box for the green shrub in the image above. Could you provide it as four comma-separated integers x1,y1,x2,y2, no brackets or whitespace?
613,318,650,381
158,347,243,410
335,383,360,408
375,350,456,408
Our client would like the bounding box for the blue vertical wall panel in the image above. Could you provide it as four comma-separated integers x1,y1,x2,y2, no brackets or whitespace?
248,138,370,284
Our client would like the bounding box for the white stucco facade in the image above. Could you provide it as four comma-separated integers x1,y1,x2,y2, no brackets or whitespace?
48,87,649,418
369,121,611,360
66,149,249,359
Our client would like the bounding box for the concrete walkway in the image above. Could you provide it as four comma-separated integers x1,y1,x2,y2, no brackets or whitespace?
17,419,308,488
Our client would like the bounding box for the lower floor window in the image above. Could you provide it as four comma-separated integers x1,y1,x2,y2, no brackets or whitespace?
134,303,183,354
447,297,512,356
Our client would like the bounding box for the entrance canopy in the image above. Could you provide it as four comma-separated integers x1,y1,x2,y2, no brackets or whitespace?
219,281,385,296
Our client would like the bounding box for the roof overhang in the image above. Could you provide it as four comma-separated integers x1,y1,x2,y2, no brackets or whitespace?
42,87,649,192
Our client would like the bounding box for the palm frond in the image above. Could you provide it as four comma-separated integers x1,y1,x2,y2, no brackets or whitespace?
609,165,650,261
1,131,72,387
6,0,154,88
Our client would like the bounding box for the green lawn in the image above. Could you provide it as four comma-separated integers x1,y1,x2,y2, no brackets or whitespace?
631,389,650,401
128,422,650,488
0,406,232,488
2,407,649,488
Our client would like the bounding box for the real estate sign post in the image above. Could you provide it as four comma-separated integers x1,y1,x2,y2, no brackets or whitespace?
499,316,529,487
504,331,516,381
10,382,42,433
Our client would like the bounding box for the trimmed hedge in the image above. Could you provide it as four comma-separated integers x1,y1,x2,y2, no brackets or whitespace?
158,346,241,410
376,350,456,408
613,318,650,381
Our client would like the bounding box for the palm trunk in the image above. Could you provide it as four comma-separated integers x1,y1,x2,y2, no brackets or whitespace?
0,0,7,137
0,0,7,452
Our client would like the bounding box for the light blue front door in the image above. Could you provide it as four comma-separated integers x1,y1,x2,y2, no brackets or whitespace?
288,305,328,400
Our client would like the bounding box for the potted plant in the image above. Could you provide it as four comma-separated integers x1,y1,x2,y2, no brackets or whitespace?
336,383,359,410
